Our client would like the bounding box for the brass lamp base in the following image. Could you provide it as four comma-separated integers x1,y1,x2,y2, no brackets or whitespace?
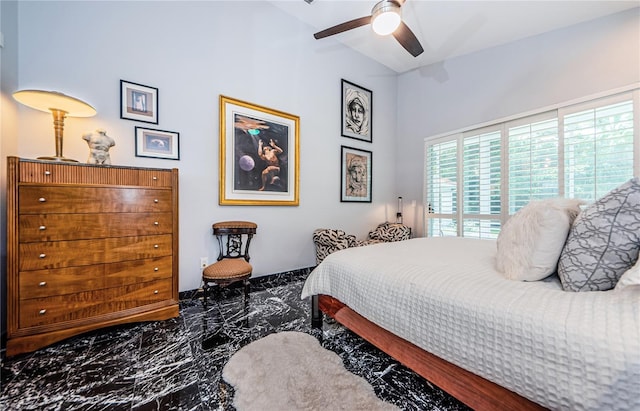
37,155,78,162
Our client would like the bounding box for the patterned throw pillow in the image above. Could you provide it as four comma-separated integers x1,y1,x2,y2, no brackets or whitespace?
558,177,640,292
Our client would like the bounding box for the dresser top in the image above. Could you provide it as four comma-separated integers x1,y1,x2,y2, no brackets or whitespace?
11,156,178,172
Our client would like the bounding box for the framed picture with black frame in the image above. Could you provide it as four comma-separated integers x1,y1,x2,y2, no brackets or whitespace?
341,145,372,203
341,79,372,142
120,80,158,124
135,127,179,160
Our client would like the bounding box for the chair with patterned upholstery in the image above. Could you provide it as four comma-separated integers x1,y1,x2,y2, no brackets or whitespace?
312,222,411,265
365,222,411,244
312,229,357,265
202,221,257,306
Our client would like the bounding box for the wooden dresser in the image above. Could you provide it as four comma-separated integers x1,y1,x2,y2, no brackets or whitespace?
5,157,179,356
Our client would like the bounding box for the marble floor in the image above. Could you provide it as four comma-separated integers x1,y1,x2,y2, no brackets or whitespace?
0,270,469,411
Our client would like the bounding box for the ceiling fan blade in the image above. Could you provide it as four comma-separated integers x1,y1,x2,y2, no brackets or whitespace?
392,21,424,57
314,16,372,39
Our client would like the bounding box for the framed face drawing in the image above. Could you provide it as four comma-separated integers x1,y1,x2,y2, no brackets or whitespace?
341,79,372,142
219,95,300,206
341,145,372,203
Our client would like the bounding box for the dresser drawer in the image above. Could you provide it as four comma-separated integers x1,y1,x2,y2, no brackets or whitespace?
20,290,104,328
105,278,174,306
104,256,173,287
19,265,105,299
19,161,173,187
19,186,172,214
20,278,173,328
19,213,173,242
18,278,174,329
19,235,173,271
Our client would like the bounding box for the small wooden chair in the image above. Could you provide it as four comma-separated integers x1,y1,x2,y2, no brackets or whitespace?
202,221,257,306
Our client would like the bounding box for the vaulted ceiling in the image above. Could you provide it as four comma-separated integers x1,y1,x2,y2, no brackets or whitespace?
269,0,639,73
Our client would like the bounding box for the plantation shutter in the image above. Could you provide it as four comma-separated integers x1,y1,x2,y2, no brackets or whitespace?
462,128,501,239
563,96,635,201
425,138,458,236
423,88,638,238
507,113,559,214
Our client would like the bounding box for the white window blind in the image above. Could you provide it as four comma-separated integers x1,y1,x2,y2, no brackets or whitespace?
425,139,458,236
507,114,559,214
462,129,501,238
563,99,635,202
424,89,638,238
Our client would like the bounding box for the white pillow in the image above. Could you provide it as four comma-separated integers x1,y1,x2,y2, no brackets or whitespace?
614,258,640,291
496,198,584,281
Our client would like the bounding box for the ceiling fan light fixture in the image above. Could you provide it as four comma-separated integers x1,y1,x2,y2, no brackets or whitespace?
371,1,401,36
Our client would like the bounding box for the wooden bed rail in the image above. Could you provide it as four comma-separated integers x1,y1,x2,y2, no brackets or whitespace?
312,294,547,411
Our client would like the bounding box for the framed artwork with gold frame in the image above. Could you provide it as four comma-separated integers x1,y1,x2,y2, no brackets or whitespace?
219,95,300,206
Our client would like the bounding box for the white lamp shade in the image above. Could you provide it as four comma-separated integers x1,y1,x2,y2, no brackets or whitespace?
371,1,401,36
13,90,96,117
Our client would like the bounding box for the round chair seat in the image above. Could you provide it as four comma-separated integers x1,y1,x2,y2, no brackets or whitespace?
203,259,252,280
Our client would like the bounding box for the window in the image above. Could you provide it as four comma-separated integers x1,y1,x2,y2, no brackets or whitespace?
507,114,559,214
425,89,639,238
563,99,635,202
462,129,501,238
425,139,458,236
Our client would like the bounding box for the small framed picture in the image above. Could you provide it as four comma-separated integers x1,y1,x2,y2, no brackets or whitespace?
341,79,372,143
120,80,158,124
341,145,372,203
135,127,179,160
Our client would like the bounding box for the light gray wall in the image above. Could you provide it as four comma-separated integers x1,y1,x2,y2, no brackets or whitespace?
397,7,640,236
10,1,399,291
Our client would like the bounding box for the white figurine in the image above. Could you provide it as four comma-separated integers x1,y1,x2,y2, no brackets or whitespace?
83,129,115,165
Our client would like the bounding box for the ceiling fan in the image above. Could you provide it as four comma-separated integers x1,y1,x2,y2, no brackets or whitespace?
312,0,424,57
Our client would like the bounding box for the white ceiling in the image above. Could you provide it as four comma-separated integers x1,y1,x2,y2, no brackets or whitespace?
269,0,639,74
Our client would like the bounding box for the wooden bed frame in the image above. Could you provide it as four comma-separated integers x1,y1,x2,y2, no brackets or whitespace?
312,294,546,411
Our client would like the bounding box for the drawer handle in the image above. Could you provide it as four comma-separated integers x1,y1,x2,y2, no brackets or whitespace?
154,221,159,226
154,199,159,203
153,176,158,181
39,225,46,231
39,197,46,202
154,244,159,249
39,253,46,259
39,281,47,287
154,267,159,271
154,290,159,294
44,171,51,176
39,309,47,315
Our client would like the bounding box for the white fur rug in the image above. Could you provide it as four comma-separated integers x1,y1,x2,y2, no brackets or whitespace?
222,331,398,411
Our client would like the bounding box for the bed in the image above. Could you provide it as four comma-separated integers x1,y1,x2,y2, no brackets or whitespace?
301,237,640,411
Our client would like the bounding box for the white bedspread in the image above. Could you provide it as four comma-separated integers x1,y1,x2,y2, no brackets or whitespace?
301,237,640,411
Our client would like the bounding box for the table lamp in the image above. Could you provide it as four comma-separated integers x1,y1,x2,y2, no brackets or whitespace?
13,89,97,162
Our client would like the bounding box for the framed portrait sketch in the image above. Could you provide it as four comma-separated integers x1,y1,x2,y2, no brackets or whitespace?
219,95,300,206
135,127,180,160
341,145,372,203
341,79,372,142
120,80,158,124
